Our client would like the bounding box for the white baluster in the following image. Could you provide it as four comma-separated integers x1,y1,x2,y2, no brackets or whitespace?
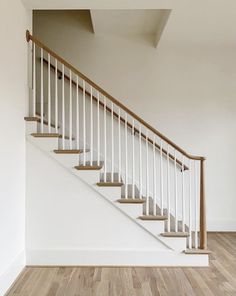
32,43,36,117
69,70,72,149
125,113,128,198
182,155,185,232
194,161,198,248
111,102,114,182
174,150,178,232
62,64,65,149
160,140,164,215
104,97,107,182
76,75,79,150
153,135,156,215
97,91,100,166
40,48,44,133
48,54,51,133
55,59,58,134
139,124,142,199
188,159,192,249
167,145,171,232
132,119,135,199
146,130,149,215
90,86,93,165
83,80,86,165
118,108,121,182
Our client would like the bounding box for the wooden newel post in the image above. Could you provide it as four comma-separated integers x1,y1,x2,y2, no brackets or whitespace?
200,158,207,249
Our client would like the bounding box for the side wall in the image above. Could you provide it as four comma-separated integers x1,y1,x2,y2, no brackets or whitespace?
0,1,31,295
26,139,169,265
33,10,236,231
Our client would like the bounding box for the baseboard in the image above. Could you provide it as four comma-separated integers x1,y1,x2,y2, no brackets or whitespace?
207,220,236,231
26,249,208,267
0,250,25,296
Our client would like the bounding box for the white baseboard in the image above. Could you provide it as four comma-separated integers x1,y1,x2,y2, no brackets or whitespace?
0,250,25,296
207,220,236,231
26,249,208,267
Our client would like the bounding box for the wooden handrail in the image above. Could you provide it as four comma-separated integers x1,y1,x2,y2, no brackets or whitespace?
42,57,188,171
26,30,205,161
26,30,207,250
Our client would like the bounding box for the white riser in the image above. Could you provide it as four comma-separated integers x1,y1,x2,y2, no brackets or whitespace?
25,121,37,136
27,249,208,266
158,236,187,252
138,220,165,235
52,154,81,168
73,169,101,186
95,186,121,202
115,203,142,218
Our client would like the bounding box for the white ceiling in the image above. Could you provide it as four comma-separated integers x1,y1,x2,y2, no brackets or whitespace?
90,9,170,47
21,0,172,9
90,10,164,35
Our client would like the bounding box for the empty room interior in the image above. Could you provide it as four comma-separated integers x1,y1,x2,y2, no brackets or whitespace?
0,0,236,295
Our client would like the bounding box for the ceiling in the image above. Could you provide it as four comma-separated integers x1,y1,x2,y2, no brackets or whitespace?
90,9,170,47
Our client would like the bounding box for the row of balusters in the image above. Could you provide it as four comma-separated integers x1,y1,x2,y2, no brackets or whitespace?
29,41,201,249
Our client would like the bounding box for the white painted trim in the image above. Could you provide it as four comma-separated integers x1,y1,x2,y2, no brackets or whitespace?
0,250,25,296
26,249,208,267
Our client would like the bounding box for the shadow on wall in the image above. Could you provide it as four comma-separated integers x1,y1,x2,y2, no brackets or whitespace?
33,10,94,34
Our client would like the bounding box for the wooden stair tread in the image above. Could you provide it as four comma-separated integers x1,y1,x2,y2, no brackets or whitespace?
161,232,189,237
117,198,146,204
139,215,168,221
24,116,39,122
54,149,89,154
184,249,211,255
75,165,103,170
97,182,123,187
31,133,60,138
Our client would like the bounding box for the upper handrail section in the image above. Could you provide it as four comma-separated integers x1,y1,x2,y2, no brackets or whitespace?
26,30,205,161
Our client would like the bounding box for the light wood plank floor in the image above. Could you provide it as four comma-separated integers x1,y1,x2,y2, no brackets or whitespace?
6,233,236,296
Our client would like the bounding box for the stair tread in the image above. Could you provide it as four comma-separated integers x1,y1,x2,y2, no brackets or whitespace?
184,249,211,255
139,215,168,220
97,182,123,187
31,133,60,138
161,232,189,237
117,198,146,204
75,165,103,170
54,149,89,154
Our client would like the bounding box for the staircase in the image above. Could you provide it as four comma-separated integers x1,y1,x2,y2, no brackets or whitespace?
25,30,210,266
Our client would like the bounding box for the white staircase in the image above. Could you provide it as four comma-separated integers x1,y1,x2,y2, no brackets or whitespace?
25,30,210,266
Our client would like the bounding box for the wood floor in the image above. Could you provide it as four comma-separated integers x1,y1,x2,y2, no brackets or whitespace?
6,233,236,296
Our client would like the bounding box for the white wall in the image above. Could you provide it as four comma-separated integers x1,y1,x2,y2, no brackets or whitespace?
0,1,31,295
33,9,236,231
26,140,170,265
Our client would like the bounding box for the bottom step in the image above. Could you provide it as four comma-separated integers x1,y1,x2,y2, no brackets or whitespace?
184,249,211,255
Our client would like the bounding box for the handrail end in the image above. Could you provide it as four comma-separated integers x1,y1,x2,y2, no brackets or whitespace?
26,30,31,42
